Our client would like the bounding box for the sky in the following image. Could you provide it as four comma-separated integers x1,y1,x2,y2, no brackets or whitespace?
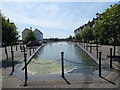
1,0,119,39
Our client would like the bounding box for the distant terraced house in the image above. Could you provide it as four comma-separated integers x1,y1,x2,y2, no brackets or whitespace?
22,27,43,41
74,18,98,36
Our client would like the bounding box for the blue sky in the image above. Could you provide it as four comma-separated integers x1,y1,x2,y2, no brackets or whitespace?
1,1,118,39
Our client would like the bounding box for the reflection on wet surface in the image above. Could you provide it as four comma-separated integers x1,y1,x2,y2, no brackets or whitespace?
28,42,98,75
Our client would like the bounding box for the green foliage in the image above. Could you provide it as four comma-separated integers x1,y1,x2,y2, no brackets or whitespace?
54,38,59,41
94,3,120,45
25,30,36,42
1,13,19,45
67,35,73,40
75,33,82,40
81,27,95,41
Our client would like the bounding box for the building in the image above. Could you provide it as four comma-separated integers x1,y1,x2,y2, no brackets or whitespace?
34,29,43,41
22,28,31,41
74,18,97,36
22,28,43,41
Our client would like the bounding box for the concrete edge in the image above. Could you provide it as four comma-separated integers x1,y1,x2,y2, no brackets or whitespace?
75,42,119,84
13,44,47,80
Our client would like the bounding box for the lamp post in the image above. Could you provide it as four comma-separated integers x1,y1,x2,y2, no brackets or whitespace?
95,12,100,58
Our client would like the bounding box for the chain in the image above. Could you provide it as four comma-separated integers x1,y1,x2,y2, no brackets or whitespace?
102,53,109,57
30,59,61,65
30,58,86,65
64,58,83,64
101,57,108,60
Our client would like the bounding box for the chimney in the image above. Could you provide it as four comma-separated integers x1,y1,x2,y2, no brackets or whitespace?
30,27,32,30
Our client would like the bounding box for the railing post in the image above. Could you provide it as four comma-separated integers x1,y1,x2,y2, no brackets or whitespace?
5,45,8,60
16,45,17,51
20,44,21,51
11,45,13,51
61,52,64,78
110,48,112,68
86,43,88,51
90,43,92,53
24,52,28,86
10,50,14,75
99,51,102,77
20,45,21,52
91,43,92,53
23,46,26,54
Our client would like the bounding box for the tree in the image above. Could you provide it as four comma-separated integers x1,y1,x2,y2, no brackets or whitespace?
67,35,73,40
81,27,95,42
75,33,82,40
25,30,36,42
54,38,59,41
94,3,120,56
1,13,19,45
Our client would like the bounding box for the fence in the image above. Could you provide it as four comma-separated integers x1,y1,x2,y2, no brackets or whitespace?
5,42,117,86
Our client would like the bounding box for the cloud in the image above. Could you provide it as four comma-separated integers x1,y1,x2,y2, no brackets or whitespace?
1,2,118,38
2,2,89,31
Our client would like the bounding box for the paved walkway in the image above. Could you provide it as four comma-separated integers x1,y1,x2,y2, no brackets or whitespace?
0,43,120,89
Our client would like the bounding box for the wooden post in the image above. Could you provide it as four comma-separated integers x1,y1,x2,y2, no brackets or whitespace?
61,52,64,78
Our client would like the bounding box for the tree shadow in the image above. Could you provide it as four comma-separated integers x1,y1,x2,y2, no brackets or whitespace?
0,60,21,68
100,76,116,85
62,76,71,85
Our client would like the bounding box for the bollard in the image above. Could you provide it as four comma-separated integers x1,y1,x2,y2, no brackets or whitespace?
5,45,8,60
90,43,92,53
24,52,28,86
20,44,21,50
99,51,102,77
29,48,31,56
23,46,26,54
61,52,64,78
11,45,12,51
10,50,14,75
91,43,92,53
86,43,88,51
113,46,115,56
16,45,17,51
110,48,112,68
